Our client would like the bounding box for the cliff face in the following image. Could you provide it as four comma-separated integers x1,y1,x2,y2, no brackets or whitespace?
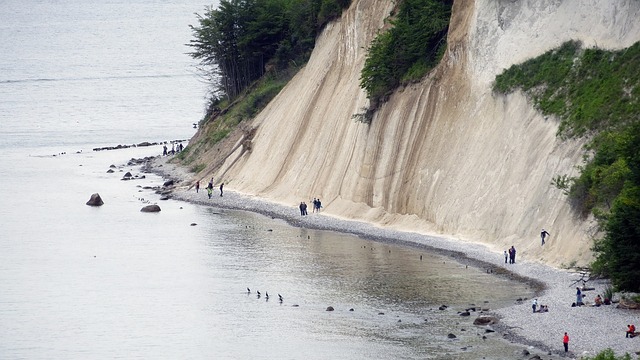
200,0,640,267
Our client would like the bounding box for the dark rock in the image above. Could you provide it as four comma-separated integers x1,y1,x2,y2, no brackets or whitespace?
163,179,174,187
190,223,197,226
123,171,132,178
140,204,161,213
378,312,385,315
522,349,530,356
349,308,354,311
159,196,170,201
439,305,448,310
484,328,495,333
473,316,498,326
86,193,104,206
106,169,114,173
459,311,471,316
326,306,334,311
447,333,457,339
529,355,541,360
109,164,116,168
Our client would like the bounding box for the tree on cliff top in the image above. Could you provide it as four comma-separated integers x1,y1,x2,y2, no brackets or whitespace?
360,0,452,107
188,0,351,103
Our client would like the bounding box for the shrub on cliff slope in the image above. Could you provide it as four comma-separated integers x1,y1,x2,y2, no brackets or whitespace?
360,0,452,107
494,41,640,292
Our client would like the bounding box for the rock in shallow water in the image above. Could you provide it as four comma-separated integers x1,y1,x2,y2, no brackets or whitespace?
86,193,104,206
140,204,161,213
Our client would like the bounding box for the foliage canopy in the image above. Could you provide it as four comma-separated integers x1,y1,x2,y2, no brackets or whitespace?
188,0,351,102
360,0,452,106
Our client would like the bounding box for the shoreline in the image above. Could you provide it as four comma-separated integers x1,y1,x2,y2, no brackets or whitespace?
146,156,640,359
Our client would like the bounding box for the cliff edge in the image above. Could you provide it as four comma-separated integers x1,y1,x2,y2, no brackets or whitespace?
192,0,640,268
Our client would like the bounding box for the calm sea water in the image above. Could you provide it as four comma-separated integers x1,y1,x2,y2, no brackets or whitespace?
0,1,536,359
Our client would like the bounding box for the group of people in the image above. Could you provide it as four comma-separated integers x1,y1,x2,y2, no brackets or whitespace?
531,298,549,313
504,246,517,264
162,142,183,156
573,287,612,307
299,198,322,216
500,228,551,265
195,178,224,199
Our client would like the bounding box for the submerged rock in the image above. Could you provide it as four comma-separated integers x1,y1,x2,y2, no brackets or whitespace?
140,204,161,213
473,316,498,325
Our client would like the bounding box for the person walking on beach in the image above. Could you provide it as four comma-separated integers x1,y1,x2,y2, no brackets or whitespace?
208,178,213,191
207,187,213,199
219,183,224,197
195,180,200,193
162,145,167,156
532,298,538,313
562,332,569,352
504,250,508,264
541,229,550,245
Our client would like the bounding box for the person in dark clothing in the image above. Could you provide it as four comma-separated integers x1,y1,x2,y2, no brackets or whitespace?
219,183,224,197
541,229,550,245
299,202,305,216
509,246,516,264
195,180,200,193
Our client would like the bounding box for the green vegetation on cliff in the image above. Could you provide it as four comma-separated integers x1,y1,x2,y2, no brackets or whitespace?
189,0,350,103
494,41,640,292
359,0,452,108
183,0,351,165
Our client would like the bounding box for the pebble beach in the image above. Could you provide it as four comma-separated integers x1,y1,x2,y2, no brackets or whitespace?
149,157,640,359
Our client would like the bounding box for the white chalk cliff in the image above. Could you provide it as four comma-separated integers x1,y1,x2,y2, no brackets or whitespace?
193,0,640,267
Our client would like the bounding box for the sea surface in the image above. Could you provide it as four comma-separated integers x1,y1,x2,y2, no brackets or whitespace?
0,1,536,359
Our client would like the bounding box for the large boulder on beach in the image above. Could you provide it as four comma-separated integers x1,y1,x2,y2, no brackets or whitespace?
140,204,161,213
617,298,640,309
86,193,104,206
163,179,175,187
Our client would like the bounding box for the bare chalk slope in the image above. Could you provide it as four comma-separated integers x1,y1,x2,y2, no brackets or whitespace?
196,0,640,267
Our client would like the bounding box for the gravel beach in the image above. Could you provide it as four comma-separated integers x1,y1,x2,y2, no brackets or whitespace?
148,156,640,359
